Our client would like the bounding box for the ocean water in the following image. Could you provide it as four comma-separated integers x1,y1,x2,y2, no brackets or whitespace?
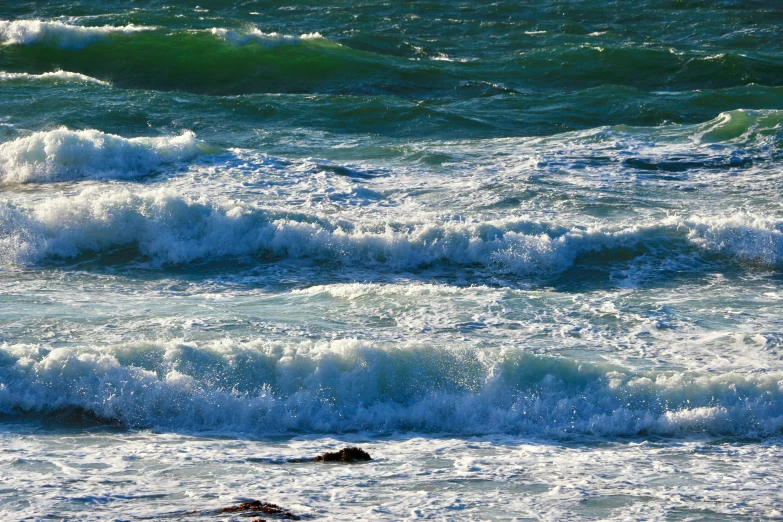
1,1,782,520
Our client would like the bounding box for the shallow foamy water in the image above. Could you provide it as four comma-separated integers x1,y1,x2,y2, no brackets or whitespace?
4,422,783,521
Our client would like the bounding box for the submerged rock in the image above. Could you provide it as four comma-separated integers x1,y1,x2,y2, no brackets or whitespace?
219,500,300,520
313,446,372,462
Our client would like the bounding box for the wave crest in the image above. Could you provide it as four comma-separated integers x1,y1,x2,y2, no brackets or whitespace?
0,70,110,85
209,27,324,47
0,19,153,49
683,214,783,266
1,187,782,271
1,340,782,437
0,128,206,183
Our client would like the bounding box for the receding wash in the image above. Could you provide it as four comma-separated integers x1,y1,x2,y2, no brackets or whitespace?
1,1,782,520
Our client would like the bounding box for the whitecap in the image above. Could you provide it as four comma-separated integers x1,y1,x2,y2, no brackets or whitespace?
0,128,207,183
209,27,324,47
0,70,110,85
0,19,154,49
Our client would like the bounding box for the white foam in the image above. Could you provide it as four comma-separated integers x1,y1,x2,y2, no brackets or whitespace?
2,184,782,270
681,213,783,266
1,339,782,437
0,186,627,267
293,282,480,300
0,70,110,85
0,128,204,183
210,27,324,47
3,429,783,521
0,19,154,49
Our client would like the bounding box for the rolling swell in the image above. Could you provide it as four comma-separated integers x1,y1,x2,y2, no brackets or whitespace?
1,21,781,96
1,79,780,141
0,25,419,96
505,45,783,91
1,339,782,437
1,185,781,272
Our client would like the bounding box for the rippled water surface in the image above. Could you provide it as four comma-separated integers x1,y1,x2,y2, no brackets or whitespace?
1,1,782,520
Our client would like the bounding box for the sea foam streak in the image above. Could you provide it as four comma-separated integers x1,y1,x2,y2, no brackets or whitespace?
0,19,153,49
0,128,205,183
1,339,782,437
1,186,781,270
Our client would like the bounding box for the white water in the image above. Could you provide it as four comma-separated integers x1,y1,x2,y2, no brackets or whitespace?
210,27,325,47
2,337,783,436
0,19,152,48
0,113,782,520
2,428,782,521
0,128,205,183
0,70,110,85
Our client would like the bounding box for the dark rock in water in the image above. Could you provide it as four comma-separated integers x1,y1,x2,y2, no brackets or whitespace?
313,446,372,462
219,500,300,520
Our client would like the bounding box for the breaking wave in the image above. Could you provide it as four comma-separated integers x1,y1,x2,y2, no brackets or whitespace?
1,186,781,271
0,128,208,183
1,339,782,437
0,19,153,49
0,70,109,85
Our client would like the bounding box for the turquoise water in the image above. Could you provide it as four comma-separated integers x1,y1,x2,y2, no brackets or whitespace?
1,1,783,520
